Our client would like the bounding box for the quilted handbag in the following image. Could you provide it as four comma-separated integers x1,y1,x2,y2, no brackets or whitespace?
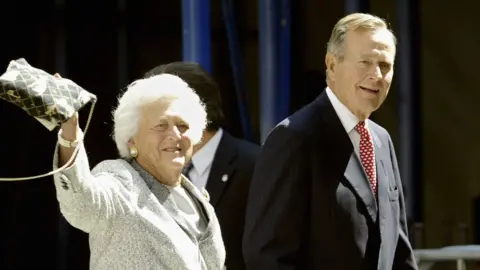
0,58,97,180
0,58,96,130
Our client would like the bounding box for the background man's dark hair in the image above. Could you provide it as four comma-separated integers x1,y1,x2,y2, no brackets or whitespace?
145,62,224,132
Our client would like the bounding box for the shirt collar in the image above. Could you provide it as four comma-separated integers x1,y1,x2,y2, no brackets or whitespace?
130,159,157,189
325,87,360,133
131,159,197,190
191,128,223,175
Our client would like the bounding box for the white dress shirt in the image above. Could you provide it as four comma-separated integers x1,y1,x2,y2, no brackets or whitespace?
325,87,374,158
189,128,224,190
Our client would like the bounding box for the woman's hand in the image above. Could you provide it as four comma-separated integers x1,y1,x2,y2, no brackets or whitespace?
54,73,79,138
54,73,81,167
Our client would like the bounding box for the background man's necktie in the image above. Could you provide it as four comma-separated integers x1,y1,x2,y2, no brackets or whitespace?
355,121,377,195
182,161,194,178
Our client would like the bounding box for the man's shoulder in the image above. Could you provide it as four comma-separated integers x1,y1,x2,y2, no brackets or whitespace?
261,118,308,155
222,131,260,159
267,101,320,139
367,119,391,139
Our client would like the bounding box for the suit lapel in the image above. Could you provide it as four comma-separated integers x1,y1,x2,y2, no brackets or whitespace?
316,92,378,222
369,123,389,240
344,154,378,222
150,181,198,240
205,132,236,207
181,176,213,223
129,161,196,241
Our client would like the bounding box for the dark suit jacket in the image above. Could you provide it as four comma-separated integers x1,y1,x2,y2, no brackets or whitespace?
242,92,417,270
206,131,260,270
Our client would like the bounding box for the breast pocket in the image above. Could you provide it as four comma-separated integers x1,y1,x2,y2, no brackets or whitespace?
388,186,399,201
388,186,400,223
379,159,399,202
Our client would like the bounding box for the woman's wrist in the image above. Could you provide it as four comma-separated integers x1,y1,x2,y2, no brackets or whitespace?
60,125,79,140
60,113,80,140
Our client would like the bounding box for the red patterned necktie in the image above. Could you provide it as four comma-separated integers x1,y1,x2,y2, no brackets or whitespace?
355,121,377,195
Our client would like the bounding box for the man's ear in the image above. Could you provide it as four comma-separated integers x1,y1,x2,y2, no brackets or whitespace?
325,52,337,81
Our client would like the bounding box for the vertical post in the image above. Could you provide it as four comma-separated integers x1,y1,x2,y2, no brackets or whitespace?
475,197,480,244
182,0,211,73
55,0,67,76
54,1,68,269
395,0,421,222
117,0,128,89
279,0,291,121
222,0,253,142
258,0,279,142
258,0,291,142
345,0,370,14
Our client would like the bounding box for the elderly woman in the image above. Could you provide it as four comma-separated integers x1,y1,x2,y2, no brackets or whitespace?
53,74,226,269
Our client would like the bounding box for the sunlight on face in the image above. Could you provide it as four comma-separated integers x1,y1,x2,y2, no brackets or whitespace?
329,28,396,120
130,99,194,178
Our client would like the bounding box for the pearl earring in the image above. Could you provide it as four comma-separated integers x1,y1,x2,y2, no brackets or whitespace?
130,147,138,158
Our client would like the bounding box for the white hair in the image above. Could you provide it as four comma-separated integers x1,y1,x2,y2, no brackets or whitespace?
113,74,207,159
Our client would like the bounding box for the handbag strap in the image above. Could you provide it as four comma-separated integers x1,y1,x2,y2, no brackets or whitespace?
0,100,96,181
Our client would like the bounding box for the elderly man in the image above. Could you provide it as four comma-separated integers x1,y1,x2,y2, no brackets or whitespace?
243,13,417,269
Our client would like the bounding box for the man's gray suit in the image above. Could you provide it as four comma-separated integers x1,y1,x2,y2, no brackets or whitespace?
52,144,226,270
243,91,417,269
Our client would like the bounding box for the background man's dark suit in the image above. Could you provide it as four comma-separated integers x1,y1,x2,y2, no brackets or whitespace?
206,131,260,270
242,92,417,269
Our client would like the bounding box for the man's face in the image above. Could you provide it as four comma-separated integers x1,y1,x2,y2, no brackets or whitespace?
326,28,396,120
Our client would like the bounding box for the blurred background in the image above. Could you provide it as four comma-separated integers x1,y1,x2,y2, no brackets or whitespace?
0,0,479,269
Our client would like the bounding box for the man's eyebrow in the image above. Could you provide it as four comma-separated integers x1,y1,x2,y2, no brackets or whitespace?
361,51,381,57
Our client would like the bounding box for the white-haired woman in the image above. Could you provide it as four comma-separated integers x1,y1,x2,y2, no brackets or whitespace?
53,74,226,269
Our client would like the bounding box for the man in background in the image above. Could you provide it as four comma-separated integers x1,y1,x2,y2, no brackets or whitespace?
145,62,260,270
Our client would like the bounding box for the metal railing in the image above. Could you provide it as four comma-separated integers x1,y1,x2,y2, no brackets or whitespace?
415,245,480,270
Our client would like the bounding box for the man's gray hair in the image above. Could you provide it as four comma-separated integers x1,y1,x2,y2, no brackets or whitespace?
326,13,397,60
